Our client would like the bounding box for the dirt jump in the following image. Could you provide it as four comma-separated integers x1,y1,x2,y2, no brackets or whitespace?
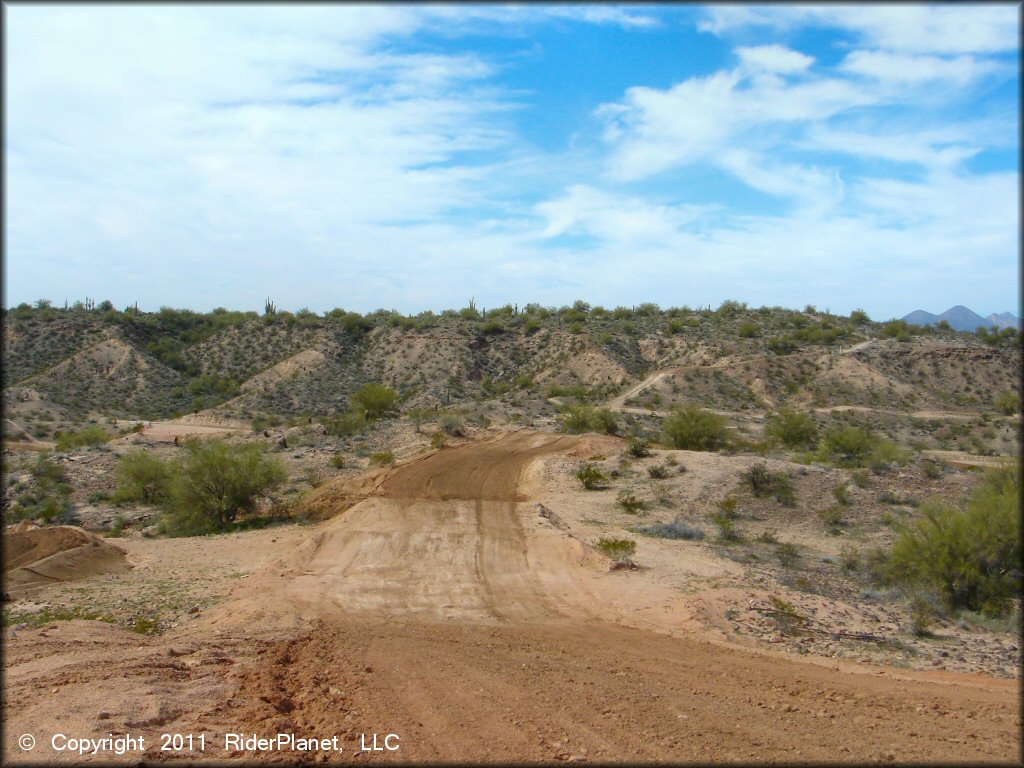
3,432,1019,764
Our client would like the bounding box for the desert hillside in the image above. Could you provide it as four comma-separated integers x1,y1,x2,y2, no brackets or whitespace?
3,301,1020,432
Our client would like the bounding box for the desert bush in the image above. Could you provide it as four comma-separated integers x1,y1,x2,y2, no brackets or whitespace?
851,469,871,488
7,456,73,523
596,537,637,562
114,450,173,504
817,426,908,469
55,424,112,452
160,440,287,536
995,389,1020,416
867,439,911,472
839,544,861,572
647,464,670,479
767,595,807,634
818,426,874,465
886,464,1020,616
331,453,346,469
737,321,759,338
350,383,399,420
251,414,283,431
369,450,395,467
908,592,938,636
627,437,651,457
617,493,648,514
561,405,618,435
764,409,818,448
430,431,447,450
439,413,465,436
818,505,845,531
710,497,740,541
740,463,795,506
107,514,128,538
576,463,607,490
758,529,779,544
775,541,801,567
663,404,728,451
322,411,366,437
832,483,852,505
636,518,705,540
921,459,942,479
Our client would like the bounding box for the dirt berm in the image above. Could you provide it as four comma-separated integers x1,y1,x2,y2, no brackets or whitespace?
4,525,130,597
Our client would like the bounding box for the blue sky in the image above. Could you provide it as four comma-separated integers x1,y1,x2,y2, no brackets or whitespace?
5,4,1020,320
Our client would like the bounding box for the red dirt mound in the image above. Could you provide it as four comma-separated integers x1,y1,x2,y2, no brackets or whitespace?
4,525,131,596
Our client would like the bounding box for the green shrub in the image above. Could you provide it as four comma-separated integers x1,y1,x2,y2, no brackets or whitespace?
851,469,871,488
740,463,795,506
322,411,366,437
908,592,937,636
331,454,346,469
818,505,846,531
350,383,399,420
765,409,818,448
767,595,807,634
251,414,283,431
775,541,801,567
7,456,73,523
160,440,287,536
55,424,112,452
560,405,618,435
833,483,852,505
627,437,651,458
839,544,860,572
818,426,874,465
710,498,740,541
921,459,942,479
439,413,465,436
596,537,636,562
995,389,1020,416
114,450,173,504
886,464,1020,616
647,464,669,479
369,450,395,467
107,515,128,538
430,432,447,450
576,463,607,490
663,404,728,451
617,493,648,514
737,321,759,338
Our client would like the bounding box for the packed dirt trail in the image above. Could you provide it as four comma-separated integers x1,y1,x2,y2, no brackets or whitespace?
3,432,1020,764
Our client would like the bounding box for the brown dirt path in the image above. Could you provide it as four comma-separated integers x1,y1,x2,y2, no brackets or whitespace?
3,431,1020,764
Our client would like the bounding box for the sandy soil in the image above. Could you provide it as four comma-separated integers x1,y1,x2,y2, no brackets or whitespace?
3,432,1020,764
137,420,247,443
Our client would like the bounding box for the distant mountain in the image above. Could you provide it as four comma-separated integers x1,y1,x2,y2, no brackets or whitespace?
987,312,1022,330
902,305,1020,333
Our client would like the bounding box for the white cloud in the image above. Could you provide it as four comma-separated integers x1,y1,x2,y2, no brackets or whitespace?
717,150,843,214
534,185,711,245
700,5,1018,55
598,66,873,182
736,44,814,74
841,50,1005,87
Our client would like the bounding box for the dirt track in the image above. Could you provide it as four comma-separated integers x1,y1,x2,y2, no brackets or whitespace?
3,432,1020,764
